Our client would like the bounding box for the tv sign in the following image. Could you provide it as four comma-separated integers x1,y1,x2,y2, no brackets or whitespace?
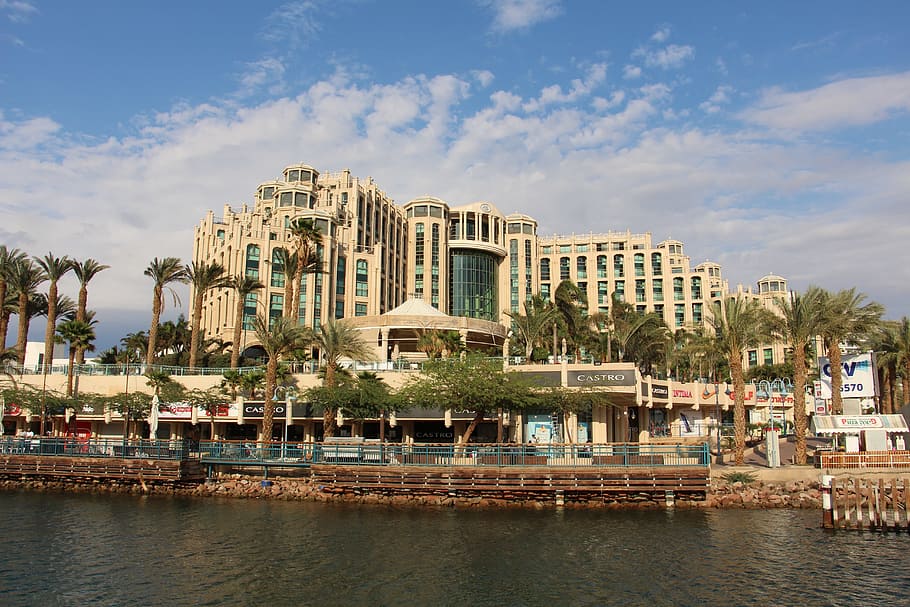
817,352,876,399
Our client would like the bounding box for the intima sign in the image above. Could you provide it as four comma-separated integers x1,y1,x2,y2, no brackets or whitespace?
817,352,877,399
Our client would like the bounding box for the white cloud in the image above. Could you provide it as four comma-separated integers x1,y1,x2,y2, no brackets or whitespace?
483,0,563,33
2,66,909,349
237,57,287,97
623,65,642,80
472,70,495,87
0,0,38,23
651,26,670,43
699,85,734,114
262,0,324,49
741,71,910,132
634,44,695,69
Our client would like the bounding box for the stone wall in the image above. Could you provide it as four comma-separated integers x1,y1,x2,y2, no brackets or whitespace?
0,473,827,510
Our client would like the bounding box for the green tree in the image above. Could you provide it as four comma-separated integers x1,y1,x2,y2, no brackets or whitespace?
220,370,243,400
553,280,588,359
184,386,227,441
817,288,883,414
288,218,322,321
144,257,187,365
227,275,264,369
505,295,559,361
708,296,772,465
895,317,910,407
56,319,95,397
185,261,229,369
35,253,73,375
769,287,823,465
0,246,27,350
6,257,47,365
71,258,109,365
397,354,542,445
311,320,375,437
253,315,310,442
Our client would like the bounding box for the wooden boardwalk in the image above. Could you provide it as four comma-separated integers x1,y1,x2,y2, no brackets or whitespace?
311,464,709,503
0,454,206,483
825,476,910,531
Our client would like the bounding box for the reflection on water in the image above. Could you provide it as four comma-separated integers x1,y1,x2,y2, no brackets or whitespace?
1,491,908,606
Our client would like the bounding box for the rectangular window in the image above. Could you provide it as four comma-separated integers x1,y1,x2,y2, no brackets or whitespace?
763,348,774,366
635,279,646,303
356,260,369,297
335,256,346,296
597,255,607,279
692,302,703,324
560,257,570,280
355,303,367,317
674,304,685,327
576,256,587,279
540,259,551,281
653,279,663,302
748,350,758,366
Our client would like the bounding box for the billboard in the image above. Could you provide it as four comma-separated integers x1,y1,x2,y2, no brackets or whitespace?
817,352,877,399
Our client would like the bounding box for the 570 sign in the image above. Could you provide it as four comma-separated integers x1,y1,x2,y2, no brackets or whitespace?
817,353,876,399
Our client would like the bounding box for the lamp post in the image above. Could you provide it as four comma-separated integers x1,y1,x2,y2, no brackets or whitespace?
715,379,722,464
757,378,792,468
275,386,296,458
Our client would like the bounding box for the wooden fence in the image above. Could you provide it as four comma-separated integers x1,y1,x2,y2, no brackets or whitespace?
822,476,910,531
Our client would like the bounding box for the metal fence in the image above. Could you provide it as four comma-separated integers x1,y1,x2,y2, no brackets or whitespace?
198,440,710,468
0,436,189,460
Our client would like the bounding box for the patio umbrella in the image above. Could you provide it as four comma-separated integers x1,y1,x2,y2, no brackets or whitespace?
149,394,159,440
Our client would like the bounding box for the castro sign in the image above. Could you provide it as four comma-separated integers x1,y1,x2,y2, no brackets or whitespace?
567,371,636,387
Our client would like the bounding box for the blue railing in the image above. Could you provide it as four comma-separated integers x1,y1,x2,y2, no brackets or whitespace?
0,436,189,460
197,441,710,468
1,437,709,468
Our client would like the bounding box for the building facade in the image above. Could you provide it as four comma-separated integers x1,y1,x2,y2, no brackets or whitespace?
192,162,787,369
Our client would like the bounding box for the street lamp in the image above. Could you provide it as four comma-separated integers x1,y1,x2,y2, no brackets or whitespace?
274,385,297,458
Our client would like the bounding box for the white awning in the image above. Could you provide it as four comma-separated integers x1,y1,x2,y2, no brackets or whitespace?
811,414,910,435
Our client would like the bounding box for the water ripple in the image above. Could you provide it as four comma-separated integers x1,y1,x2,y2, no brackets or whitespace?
1,492,908,606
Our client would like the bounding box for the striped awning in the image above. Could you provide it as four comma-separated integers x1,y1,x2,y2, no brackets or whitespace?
811,415,910,434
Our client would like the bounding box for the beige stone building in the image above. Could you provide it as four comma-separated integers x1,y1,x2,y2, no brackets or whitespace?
192,161,789,370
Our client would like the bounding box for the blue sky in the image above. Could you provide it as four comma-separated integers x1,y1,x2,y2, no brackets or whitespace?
2,0,909,351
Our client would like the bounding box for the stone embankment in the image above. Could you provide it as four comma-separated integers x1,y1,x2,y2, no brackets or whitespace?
0,474,826,509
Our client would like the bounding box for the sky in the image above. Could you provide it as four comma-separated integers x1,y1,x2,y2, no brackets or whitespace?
2,0,909,352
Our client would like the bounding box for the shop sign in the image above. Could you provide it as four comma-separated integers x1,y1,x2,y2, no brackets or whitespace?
651,384,669,399
672,388,692,398
242,402,287,419
567,370,635,387
520,371,562,387
3,403,22,416
818,352,876,399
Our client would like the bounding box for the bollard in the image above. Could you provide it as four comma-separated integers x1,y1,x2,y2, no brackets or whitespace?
821,475,834,528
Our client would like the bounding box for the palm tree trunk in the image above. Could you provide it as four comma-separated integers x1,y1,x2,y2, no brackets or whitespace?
0,280,8,349
792,344,808,465
828,342,844,414
284,277,295,320
147,286,163,364
262,356,277,442
231,298,244,369
292,264,304,322
731,348,747,466
16,292,28,365
76,285,88,365
66,349,76,397
188,293,204,369
43,281,57,374
322,363,337,438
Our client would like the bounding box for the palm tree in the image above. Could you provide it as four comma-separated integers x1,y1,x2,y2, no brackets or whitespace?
6,258,47,365
552,280,588,359
144,257,187,365
185,261,228,369
71,258,109,365
0,246,27,349
311,320,375,437
770,287,823,465
895,317,910,407
874,322,900,414
228,275,264,369
56,319,95,397
817,288,884,414
273,248,297,320
253,315,310,442
708,296,771,465
288,218,322,321
35,253,73,375
505,295,560,361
